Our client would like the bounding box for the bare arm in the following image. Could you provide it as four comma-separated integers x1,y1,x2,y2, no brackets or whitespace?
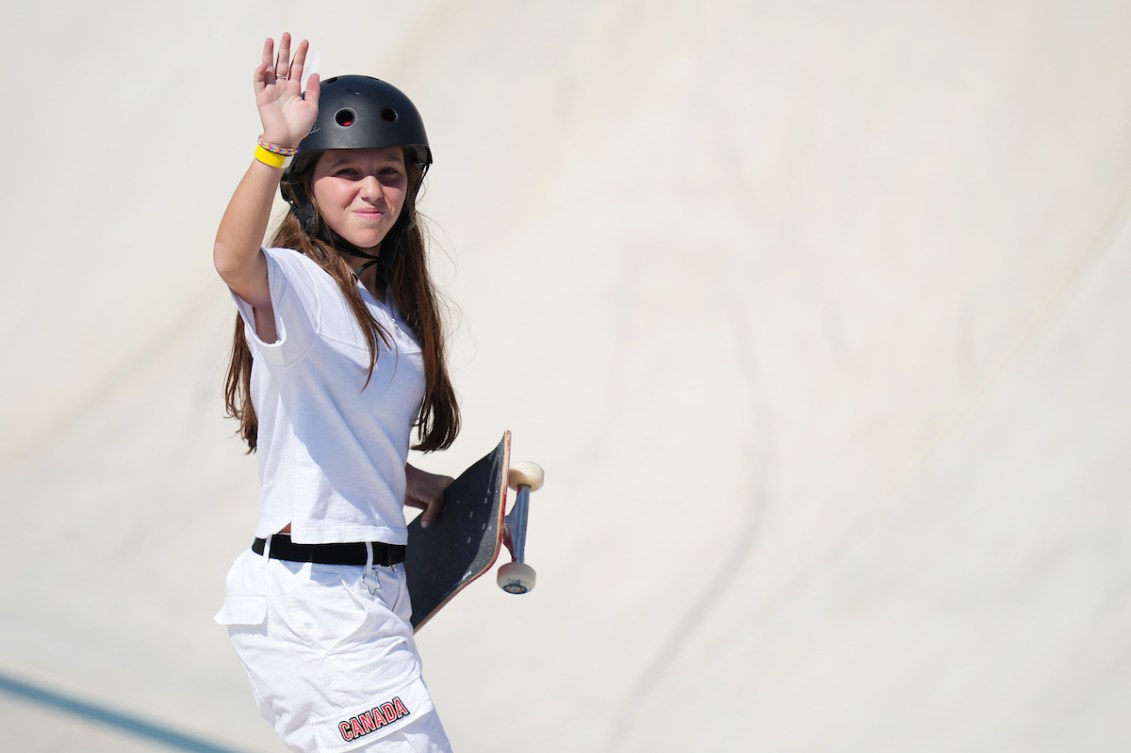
214,33,320,313
214,161,285,310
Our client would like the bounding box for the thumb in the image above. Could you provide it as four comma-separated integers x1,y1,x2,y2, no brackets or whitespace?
303,73,320,106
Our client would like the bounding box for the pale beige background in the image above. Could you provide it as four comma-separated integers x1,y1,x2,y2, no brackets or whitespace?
1,1,1130,751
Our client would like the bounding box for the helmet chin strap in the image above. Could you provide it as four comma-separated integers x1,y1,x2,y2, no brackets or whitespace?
329,232,383,279
329,220,410,282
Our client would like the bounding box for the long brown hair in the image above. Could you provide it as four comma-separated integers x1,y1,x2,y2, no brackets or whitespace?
223,157,460,453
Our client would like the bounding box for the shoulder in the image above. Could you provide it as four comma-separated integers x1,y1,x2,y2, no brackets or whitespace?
263,246,334,288
264,246,316,271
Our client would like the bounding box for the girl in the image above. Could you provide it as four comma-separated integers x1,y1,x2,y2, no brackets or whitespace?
213,33,459,753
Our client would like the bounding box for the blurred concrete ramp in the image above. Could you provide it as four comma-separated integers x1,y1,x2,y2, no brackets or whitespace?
2,2,1129,751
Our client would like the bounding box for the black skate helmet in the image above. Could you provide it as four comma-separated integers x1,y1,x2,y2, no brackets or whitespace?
281,75,432,274
284,74,432,183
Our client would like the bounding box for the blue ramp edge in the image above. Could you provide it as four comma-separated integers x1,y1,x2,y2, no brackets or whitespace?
0,671,255,753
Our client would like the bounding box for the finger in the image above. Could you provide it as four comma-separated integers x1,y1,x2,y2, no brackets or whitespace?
420,495,444,528
261,37,274,69
291,39,308,70
275,32,292,79
255,38,274,89
304,72,321,105
253,61,270,92
289,38,310,86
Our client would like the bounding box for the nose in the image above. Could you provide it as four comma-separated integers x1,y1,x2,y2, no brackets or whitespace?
359,175,384,202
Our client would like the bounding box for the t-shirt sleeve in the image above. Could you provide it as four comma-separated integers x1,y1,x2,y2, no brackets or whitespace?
230,247,318,367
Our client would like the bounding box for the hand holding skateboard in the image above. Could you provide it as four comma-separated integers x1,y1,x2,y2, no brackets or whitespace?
404,432,543,631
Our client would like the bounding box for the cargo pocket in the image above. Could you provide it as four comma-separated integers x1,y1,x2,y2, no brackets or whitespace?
311,675,435,752
215,548,271,632
214,593,268,632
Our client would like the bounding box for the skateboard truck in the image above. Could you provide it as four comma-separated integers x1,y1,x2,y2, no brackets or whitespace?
497,461,543,594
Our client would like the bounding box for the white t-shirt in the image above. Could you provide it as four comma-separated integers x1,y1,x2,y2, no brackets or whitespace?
232,247,425,545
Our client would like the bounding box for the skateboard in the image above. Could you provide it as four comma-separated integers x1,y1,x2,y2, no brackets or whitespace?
404,431,543,631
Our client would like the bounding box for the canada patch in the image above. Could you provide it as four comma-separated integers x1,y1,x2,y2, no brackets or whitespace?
338,696,412,742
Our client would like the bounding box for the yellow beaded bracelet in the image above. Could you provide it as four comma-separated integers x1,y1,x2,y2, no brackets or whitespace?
254,144,287,168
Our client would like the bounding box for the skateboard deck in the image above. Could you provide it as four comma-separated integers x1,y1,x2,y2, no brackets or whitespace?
405,432,512,631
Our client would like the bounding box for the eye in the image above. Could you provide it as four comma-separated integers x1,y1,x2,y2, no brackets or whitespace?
334,167,362,178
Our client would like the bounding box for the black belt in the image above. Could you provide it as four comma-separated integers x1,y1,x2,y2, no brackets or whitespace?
252,534,406,567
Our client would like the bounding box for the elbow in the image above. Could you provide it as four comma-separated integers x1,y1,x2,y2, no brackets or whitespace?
213,239,249,285
213,241,269,307
216,237,234,275
213,239,235,278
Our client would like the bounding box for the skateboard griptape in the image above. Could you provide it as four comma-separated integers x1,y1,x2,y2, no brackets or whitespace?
404,433,510,630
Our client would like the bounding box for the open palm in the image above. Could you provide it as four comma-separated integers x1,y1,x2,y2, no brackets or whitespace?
254,33,320,149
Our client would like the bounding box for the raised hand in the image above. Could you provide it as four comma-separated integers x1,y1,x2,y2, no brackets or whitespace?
253,33,320,150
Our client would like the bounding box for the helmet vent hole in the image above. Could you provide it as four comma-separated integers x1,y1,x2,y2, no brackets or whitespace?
381,108,398,123
335,109,356,127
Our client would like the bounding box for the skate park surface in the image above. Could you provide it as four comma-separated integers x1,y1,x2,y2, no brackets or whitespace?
2,1,1130,751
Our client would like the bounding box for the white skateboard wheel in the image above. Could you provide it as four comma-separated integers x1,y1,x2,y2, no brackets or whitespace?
497,562,536,594
508,461,544,492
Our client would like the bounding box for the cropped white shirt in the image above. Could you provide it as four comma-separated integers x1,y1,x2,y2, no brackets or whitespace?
232,247,424,545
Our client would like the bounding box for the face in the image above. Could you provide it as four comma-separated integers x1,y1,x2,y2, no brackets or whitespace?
310,147,409,252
